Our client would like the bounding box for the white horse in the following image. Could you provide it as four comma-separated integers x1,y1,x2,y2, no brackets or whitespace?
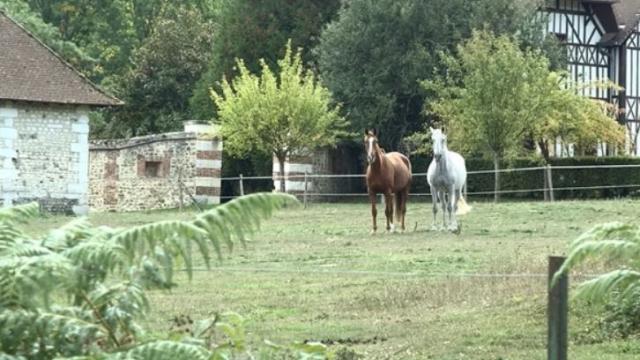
427,127,471,232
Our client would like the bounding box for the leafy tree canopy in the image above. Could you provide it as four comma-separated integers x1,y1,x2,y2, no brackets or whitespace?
97,6,214,138
189,0,341,121
423,31,624,200
316,0,559,150
212,42,348,191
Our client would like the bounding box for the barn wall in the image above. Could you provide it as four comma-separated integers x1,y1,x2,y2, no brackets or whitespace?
0,102,89,214
89,124,222,212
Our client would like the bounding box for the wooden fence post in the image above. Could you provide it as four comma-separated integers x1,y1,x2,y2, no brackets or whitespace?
546,165,555,202
548,256,568,360
239,173,245,197
303,171,308,209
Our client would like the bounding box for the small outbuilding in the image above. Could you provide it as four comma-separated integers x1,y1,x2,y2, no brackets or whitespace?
0,11,121,214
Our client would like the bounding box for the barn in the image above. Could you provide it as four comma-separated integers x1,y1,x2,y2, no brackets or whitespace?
544,0,640,154
0,11,121,214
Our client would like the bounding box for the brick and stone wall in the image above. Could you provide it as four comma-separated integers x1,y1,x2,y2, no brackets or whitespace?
89,122,222,212
0,101,89,214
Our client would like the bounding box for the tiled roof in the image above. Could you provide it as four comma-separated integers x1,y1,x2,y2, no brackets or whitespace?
601,0,640,44
0,11,122,106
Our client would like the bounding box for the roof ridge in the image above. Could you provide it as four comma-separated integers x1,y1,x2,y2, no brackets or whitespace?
0,9,122,106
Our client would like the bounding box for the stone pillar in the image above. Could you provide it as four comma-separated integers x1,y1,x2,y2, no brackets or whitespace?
272,155,313,193
185,121,222,204
69,111,89,215
0,106,17,207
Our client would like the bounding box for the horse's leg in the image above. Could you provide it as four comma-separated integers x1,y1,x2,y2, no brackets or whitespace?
440,190,447,231
393,191,400,230
369,192,377,234
430,186,438,231
384,191,394,232
400,188,408,232
448,184,459,232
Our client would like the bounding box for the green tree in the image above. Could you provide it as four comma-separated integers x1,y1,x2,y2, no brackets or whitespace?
99,6,214,137
212,43,348,192
316,0,556,150
189,0,341,121
0,194,331,359
529,76,625,161
22,0,139,84
424,31,551,201
425,31,624,201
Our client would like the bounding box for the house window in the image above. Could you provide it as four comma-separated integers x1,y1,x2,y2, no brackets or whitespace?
145,161,162,177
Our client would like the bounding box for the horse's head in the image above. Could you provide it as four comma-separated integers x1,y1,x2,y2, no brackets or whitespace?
430,127,447,160
364,129,380,165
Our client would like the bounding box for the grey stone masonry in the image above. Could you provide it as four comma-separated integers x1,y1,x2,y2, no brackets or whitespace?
89,122,222,212
0,101,90,214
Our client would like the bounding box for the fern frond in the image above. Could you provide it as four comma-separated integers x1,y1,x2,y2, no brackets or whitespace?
0,224,26,247
0,309,103,357
88,282,149,318
0,252,74,309
553,240,640,284
569,222,640,248
42,217,92,250
63,240,127,273
107,340,211,360
111,221,207,258
192,193,297,257
0,202,39,224
1,240,54,258
574,269,640,303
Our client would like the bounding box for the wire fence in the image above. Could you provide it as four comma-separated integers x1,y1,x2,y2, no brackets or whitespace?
218,163,640,202
173,265,605,280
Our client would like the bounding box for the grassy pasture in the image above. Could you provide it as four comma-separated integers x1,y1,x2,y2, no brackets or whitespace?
32,199,640,359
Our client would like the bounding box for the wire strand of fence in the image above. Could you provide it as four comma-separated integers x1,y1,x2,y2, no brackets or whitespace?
220,163,640,182
171,266,603,280
218,184,640,200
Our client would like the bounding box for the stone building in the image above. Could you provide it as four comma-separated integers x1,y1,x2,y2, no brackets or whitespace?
0,11,121,214
89,122,222,212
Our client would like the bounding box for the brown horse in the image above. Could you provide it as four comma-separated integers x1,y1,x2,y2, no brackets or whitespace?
364,130,412,233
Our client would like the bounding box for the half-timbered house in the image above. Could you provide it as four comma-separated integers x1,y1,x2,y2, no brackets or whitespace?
544,0,640,155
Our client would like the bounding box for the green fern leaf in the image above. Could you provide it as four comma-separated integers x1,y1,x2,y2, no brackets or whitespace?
575,269,640,303
0,202,39,224
107,340,211,360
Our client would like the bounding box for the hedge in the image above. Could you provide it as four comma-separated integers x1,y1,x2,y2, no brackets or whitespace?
409,155,640,200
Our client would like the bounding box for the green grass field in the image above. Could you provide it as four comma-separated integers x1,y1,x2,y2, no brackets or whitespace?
32,199,640,359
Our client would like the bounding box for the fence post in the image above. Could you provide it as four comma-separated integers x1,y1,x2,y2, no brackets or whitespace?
239,173,245,196
546,165,555,202
304,171,309,209
548,256,568,360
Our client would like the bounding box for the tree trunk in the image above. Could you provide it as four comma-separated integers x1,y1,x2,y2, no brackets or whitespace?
278,155,286,193
493,155,500,202
537,140,551,201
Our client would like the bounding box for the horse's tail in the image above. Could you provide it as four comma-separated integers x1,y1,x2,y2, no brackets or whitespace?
401,155,411,174
456,195,472,215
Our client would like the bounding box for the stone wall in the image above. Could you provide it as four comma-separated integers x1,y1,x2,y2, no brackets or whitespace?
89,123,222,212
0,101,89,214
